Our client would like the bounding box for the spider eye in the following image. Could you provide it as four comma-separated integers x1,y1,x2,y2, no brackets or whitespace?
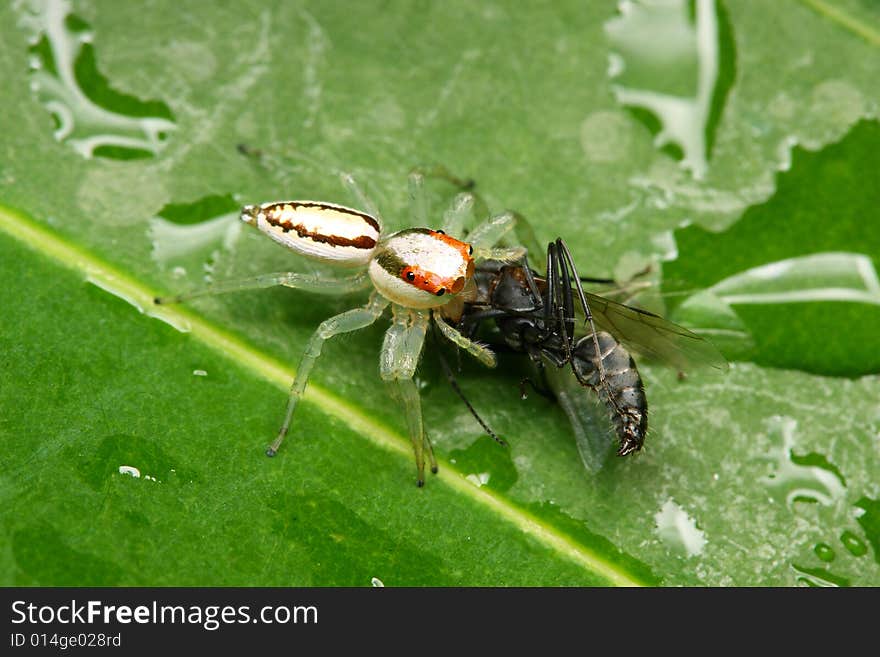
435,229,445,235
405,271,416,282
435,288,446,297
468,245,473,255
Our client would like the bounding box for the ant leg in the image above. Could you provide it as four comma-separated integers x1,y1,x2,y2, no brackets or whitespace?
266,294,389,456
544,241,573,364
554,240,629,422
555,241,577,347
557,239,607,372
381,307,435,485
519,377,555,401
339,172,384,231
154,270,370,305
432,313,497,368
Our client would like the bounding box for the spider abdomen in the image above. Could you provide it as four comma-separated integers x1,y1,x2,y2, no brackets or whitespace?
241,201,380,267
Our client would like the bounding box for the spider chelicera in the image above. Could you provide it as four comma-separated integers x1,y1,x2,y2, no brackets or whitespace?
155,173,525,486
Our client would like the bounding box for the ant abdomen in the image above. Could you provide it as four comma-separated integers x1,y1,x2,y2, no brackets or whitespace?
571,331,648,455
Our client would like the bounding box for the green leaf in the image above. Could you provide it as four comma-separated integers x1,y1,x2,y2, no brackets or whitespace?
1,0,879,587
666,120,880,376
598,0,880,253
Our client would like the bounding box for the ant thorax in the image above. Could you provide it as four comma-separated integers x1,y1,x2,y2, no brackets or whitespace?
369,228,474,309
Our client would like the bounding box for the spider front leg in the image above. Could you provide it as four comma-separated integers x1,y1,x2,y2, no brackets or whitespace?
340,172,384,231
154,270,370,305
380,306,436,486
267,293,389,456
432,312,496,368
467,211,532,262
408,170,477,241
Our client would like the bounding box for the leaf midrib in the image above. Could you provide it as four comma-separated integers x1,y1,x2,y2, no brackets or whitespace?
0,203,647,588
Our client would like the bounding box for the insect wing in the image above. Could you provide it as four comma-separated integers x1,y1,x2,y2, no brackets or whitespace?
582,292,728,372
542,359,616,473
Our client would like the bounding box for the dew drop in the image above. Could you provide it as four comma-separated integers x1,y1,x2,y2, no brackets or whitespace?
813,542,835,563
465,472,491,488
839,530,867,557
118,465,141,478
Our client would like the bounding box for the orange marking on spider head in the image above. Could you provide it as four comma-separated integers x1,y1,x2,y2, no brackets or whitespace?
401,265,451,296
430,230,474,261
430,230,474,294
394,229,475,298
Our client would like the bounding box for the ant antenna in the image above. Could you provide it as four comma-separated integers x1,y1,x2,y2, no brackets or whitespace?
433,331,507,447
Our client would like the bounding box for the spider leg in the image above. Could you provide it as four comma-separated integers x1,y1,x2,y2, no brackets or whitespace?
432,312,497,368
381,306,435,486
468,211,545,263
507,211,544,266
467,211,516,247
412,168,544,260
339,172,384,231
440,192,475,236
408,164,475,191
154,270,370,305
266,293,389,456
408,171,430,229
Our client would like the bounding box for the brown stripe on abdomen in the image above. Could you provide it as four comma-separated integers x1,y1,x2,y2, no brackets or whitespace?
288,201,381,233
271,218,377,250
